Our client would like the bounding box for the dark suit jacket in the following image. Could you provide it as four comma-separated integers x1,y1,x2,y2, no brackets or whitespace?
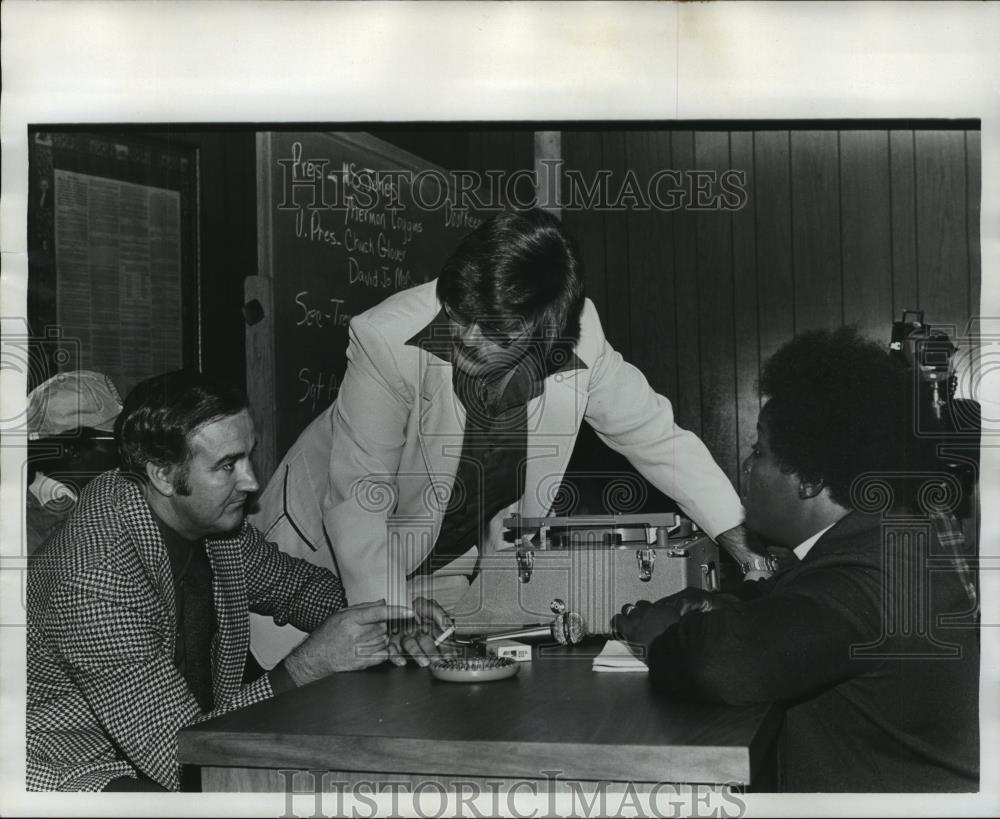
27,470,346,791
647,512,979,792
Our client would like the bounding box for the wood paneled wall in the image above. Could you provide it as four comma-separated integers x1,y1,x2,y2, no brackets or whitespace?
146,126,979,495
562,127,981,487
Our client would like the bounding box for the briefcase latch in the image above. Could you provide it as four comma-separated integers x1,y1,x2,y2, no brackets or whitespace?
636,548,656,582
516,547,534,583
700,561,720,592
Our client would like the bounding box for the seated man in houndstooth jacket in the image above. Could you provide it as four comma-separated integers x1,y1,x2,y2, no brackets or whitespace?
26,370,427,792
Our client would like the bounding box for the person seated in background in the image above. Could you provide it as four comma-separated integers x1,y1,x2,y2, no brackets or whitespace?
613,327,979,792
27,371,419,792
248,207,774,671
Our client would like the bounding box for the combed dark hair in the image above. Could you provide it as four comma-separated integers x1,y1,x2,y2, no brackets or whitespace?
436,208,586,361
115,370,249,482
760,327,907,509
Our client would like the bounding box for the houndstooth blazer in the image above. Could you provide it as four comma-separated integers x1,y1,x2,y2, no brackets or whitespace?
27,470,346,792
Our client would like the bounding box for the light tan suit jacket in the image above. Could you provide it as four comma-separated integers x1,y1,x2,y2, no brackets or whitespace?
249,280,742,667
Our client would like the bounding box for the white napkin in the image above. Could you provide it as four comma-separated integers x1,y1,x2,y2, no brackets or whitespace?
592,639,648,672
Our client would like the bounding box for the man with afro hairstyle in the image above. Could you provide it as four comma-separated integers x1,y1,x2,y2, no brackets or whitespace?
615,327,979,792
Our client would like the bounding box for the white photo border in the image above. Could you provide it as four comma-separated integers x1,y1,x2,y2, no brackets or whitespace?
2,2,998,817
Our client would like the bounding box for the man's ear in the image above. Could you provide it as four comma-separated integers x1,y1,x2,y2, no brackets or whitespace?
146,461,176,497
798,478,825,500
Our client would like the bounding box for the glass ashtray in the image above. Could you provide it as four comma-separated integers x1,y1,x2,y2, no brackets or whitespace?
428,656,521,683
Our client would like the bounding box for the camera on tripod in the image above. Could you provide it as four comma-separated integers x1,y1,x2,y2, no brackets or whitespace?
890,309,979,521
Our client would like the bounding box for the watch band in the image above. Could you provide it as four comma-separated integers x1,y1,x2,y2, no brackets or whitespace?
737,553,780,575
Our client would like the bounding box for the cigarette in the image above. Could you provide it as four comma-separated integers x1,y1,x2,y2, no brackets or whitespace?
433,624,456,647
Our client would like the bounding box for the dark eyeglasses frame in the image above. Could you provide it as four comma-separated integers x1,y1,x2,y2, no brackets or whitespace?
445,308,530,350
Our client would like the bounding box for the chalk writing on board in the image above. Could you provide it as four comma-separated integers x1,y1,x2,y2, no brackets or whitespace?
294,292,352,330
343,197,424,245
444,202,483,231
344,200,386,229
342,228,408,263
261,131,477,466
295,208,341,248
388,211,423,243
342,161,402,206
348,257,392,289
278,141,334,210
298,367,339,413
395,268,415,289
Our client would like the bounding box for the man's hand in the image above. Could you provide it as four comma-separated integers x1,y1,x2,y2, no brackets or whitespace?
283,600,414,685
655,586,719,616
715,524,778,581
387,596,457,668
610,599,683,658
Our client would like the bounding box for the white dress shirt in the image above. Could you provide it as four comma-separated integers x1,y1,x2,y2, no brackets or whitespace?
794,522,837,561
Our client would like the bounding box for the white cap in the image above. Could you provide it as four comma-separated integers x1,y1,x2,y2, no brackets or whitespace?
27,370,123,438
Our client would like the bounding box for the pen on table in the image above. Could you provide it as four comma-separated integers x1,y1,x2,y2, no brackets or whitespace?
433,624,456,647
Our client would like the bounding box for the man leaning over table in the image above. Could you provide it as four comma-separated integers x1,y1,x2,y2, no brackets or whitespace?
26,371,416,792
249,207,774,670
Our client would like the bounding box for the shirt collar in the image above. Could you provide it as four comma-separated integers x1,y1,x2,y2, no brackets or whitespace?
793,522,837,561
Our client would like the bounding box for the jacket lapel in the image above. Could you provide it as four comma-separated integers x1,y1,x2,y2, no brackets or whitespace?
115,472,177,650
206,527,250,705
520,368,588,517
113,469,250,708
416,351,466,500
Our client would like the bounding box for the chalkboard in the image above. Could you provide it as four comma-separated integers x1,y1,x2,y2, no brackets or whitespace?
250,131,483,480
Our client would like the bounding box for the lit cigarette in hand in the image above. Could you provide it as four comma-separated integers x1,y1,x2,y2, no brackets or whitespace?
433,624,456,647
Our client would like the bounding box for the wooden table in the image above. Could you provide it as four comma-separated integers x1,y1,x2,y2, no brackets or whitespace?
178,642,782,792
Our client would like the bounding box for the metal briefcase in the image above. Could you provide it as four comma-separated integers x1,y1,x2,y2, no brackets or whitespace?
451,513,719,636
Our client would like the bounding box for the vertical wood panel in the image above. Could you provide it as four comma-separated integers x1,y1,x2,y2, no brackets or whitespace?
840,130,893,340
467,131,530,209
889,130,918,317
466,131,498,217
508,131,537,209
753,131,795,369
602,132,632,356
511,131,536,182
966,130,981,327
561,132,608,323
670,131,703,435
481,132,514,207
790,130,842,332
915,131,969,333
694,131,738,483
625,131,678,401
730,131,761,484
558,126,975,508
467,132,486,184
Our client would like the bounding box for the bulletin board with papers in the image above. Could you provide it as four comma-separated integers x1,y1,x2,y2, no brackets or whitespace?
27,130,200,397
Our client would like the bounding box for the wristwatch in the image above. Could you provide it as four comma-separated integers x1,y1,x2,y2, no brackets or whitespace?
737,553,780,576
